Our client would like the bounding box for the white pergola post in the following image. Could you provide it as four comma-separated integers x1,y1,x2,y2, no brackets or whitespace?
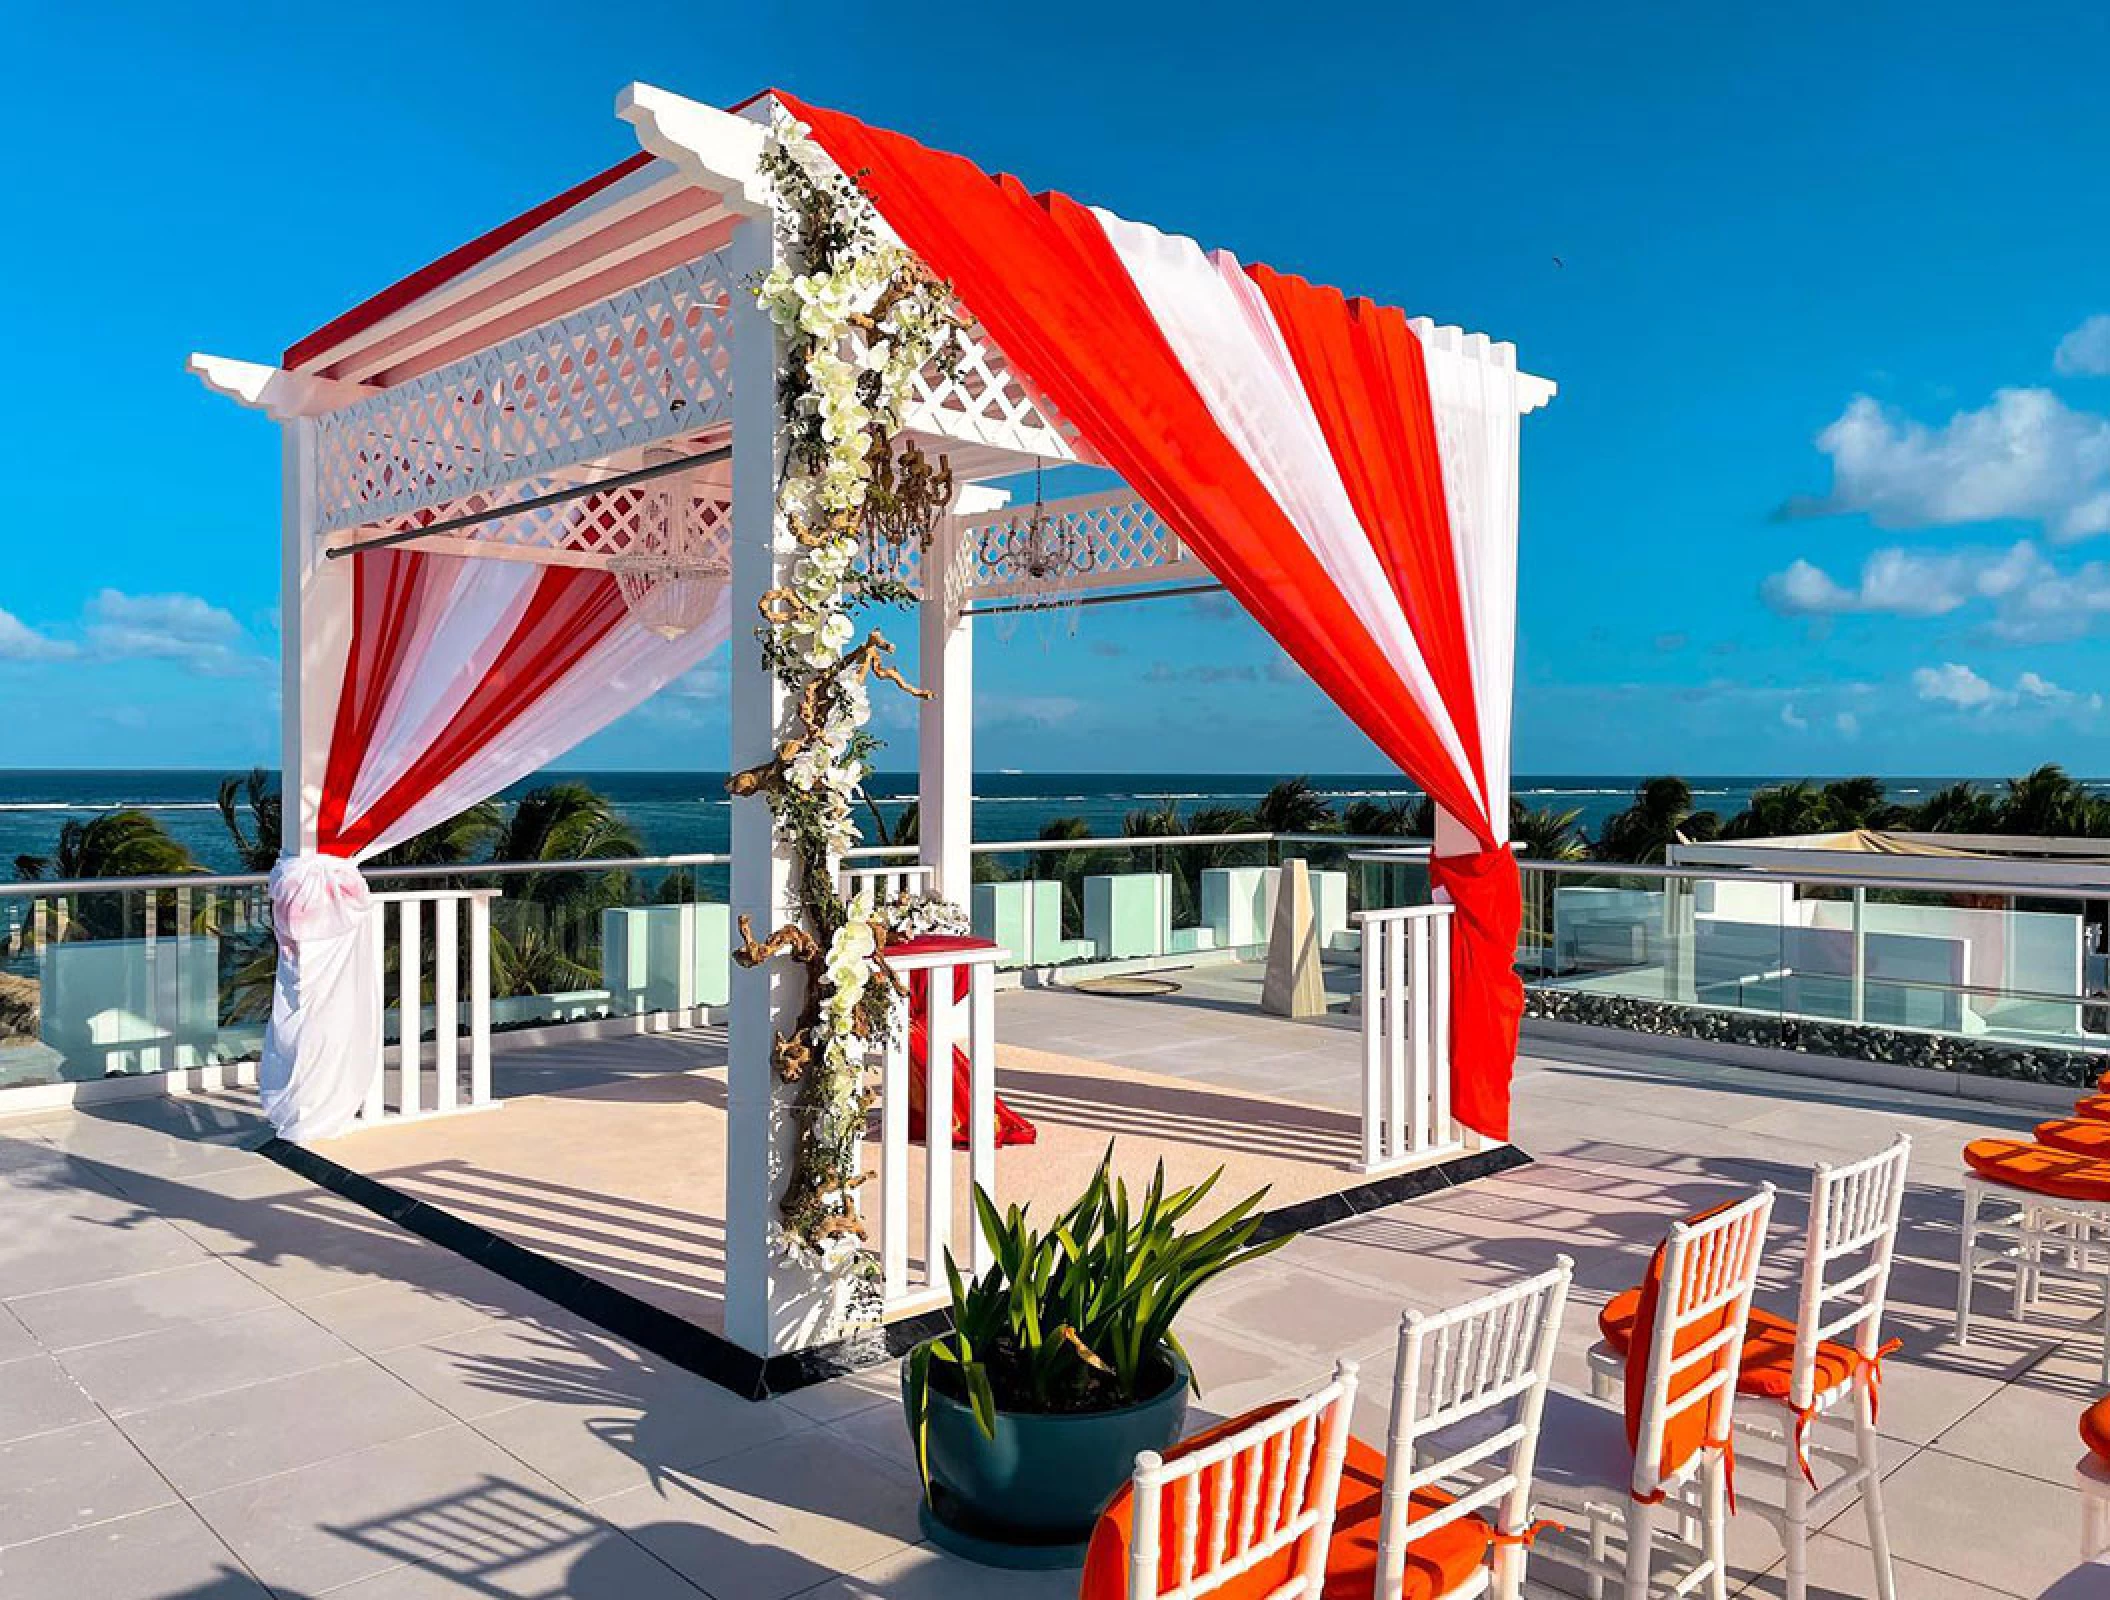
721,202,821,1357
917,513,972,900
276,418,349,856
917,486,1005,902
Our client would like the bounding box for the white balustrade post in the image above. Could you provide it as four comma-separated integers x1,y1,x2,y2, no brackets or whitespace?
1431,910,1454,1142
1360,920,1384,1169
397,898,422,1118
363,904,387,1123
925,964,957,1288
433,896,459,1113
1385,911,1407,1160
468,893,492,1107
968,960,997,1277
880,991,911,1302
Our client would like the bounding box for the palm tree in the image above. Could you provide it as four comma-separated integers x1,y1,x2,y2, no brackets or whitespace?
1593,777,1718,864
1721,780,1837,840
15,811,200,941
1509,800,1587,862
1993,764,2105,836
859,796,919,849
1255,777,1336,836
216,768,282,872
479,783,644,989
366,800,506,870
1818,776,1904,831
1121,798,1185,838
1910,780,1999,834
15,810,198,883
1342,796,1432,837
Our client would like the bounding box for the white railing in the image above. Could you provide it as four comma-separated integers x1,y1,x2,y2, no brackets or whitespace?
1354,903,1466,1174
842,863,937,903
361,889,500,1127
872,938,1005,1314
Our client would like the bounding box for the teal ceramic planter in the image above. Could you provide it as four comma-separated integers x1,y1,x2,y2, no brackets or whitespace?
907,1347,1191,1560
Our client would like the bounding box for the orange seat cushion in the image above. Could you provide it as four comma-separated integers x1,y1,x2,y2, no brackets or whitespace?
2084,1396,2110,1465
1965,1138,2110,1203
1079,1415,1494,1600
2075,1096,2110,1124
1622,1203,1744,1483
1600,1290,1859,1404
2037,1118,2110,1159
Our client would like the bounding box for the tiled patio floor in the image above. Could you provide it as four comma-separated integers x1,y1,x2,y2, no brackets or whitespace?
0,991,2104,1598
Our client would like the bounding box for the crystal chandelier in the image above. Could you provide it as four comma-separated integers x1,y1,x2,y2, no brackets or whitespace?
608,447,729,640
861,437,954,582
978,459,1094,584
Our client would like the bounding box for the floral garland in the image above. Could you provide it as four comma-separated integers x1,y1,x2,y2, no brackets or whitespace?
727,114,968,1301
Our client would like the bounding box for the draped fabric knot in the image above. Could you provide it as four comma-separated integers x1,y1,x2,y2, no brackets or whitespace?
269,851,372,945
259,851,382,1146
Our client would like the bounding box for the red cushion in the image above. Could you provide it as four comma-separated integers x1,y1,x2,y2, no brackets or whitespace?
2075,1095,2110,1124
1600,1291,1859,1403
1080,1415,1493,1600
2037,1118,2110,1159
2083,1396,2110,1465
1965,1138,2110,1202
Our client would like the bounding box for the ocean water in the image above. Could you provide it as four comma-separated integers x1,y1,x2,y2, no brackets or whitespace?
0,768,2049,878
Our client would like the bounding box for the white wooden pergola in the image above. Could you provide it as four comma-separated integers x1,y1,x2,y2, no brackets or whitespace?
192,84,1554,1360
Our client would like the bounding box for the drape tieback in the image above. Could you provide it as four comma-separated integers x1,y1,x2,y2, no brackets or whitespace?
269,852,372,945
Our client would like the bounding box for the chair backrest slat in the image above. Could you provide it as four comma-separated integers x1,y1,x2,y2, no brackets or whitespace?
1631,1186,1775,1497
1123,1362,1359,1600
1791,1135,1911,1408
1377,1259,1574,1599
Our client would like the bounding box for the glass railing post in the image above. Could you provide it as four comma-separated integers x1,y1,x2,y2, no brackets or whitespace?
1851,885,1867,1025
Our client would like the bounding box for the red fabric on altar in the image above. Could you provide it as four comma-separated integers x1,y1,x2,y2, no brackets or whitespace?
785,93,1523,1140
884,938,1037,1149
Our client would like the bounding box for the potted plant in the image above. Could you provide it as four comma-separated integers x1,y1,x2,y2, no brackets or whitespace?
903,1147,1288,1565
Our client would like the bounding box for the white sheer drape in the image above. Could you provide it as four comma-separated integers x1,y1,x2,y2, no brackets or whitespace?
261,558,730,1144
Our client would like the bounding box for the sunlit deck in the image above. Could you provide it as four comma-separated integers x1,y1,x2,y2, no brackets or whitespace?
294,973,1420,1347
0,987,2101,1597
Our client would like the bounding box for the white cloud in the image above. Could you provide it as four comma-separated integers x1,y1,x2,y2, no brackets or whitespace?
1913,662,2005,710
1762,542,2044,618
0,607,77,663
83,589,262,677
1835,712,1860,737
1913,662,2103,715
2056,315,2110,377
1779,703,1808,732
1797,389,2110,540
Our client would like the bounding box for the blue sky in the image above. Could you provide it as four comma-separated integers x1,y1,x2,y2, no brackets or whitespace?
5,0,2109,777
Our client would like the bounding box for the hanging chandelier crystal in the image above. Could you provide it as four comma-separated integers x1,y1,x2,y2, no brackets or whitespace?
860,437,954,583
609,447,730,640
978,458,1095,586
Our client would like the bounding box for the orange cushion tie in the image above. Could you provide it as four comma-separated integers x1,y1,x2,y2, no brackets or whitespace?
1784,1335,1903,1488
1632,1433,1736,1514
1489,1518,1563,1548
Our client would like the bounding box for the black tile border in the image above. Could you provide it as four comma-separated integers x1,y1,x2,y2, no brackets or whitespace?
257,1135,1530,1402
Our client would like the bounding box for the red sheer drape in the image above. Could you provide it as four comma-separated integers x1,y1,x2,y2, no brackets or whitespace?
787,94,1524,1138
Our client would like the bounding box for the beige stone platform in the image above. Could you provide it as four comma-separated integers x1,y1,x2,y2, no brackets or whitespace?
308,1032,1371,1336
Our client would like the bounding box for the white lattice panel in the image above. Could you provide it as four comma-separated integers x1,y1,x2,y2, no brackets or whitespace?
312,253,737,532
957,491,1204,600
900,321,1079,466
348,471,733,571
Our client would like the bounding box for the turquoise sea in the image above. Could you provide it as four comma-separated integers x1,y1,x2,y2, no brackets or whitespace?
1,769,2081,878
